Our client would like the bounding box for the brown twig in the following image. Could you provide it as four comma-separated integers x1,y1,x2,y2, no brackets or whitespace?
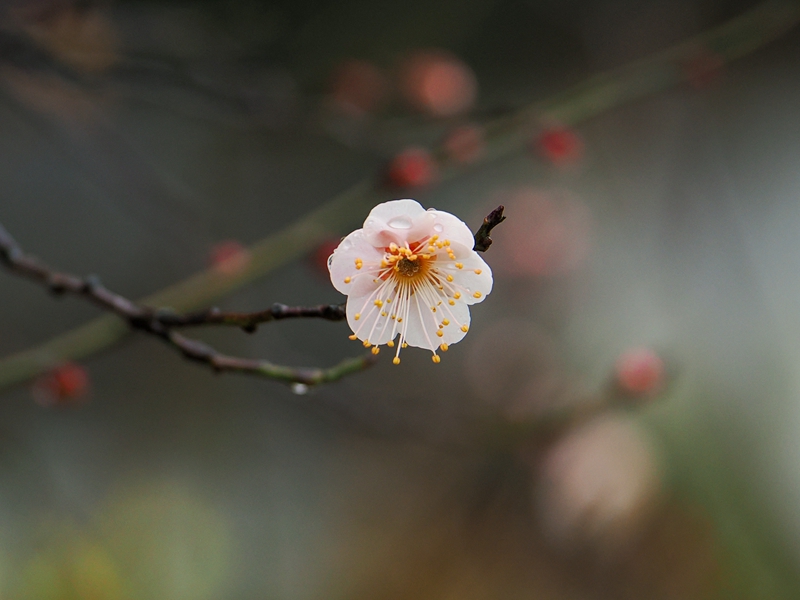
0,222,372,387
473,205,506,252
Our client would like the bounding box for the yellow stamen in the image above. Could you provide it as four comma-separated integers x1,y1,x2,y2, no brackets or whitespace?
393,357,401,365
436,330,443,337
473,291,482,299
348,334,357,340
363,340,371,348
431,354,441,363
474,269,482,275
446,274,454,282
374,299,383,307
344,276,351,283
454,292,461,300
402,343,408,348
448,299,455,306
460,325,469,333
371,346,380,355
440,343,449,352
387,340,395,348
455,263,463,269
354,313,361,320
442,319,450,326
381,311,388,317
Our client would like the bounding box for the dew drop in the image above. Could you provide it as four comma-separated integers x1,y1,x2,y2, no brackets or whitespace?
433,223,444,233
388,216,413,229
291,382,309,395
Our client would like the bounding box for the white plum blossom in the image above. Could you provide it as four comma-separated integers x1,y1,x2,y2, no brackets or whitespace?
328,199,493,364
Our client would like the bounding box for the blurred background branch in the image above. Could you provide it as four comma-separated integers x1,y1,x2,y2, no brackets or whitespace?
0,0,797,392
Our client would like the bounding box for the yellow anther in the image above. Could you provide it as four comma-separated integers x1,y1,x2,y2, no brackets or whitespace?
436,241,444,248
431,354,441,363
354,313,361,320
446,274,454,282
387,340,395,348
442,319,450,326
348,334,358,340
402,342,408,348
374,299,383,307
454,292,461,299
344,276,351,283
391,315,396,320
389,243,398,252
381,311,388,317
363,340,371,348
392,357,401,365
436,330,443,337
381,260,388,268
440,343,449,352
460,325,469,332
448,299,455,306
474,269,482,275
455,263,463,269
473,291,482,299
427,246,435,253
431,307,437,312
431,234,439,241
371,346,380,355
444,239,450,246
397,317,403,323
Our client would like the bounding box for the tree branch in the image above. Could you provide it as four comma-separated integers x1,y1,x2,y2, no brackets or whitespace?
473,206,506,252
0,222,373,387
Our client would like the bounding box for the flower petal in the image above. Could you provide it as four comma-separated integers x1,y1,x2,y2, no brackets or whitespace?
362,199,428,247
436,241,493,305
426,208,477,248
328,229,384,295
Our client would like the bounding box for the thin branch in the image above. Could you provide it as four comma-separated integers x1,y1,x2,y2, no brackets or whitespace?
0,222,372,387
473,206,506,252
154,303,346,332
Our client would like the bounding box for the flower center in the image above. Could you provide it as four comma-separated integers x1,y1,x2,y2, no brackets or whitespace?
396,257,421,277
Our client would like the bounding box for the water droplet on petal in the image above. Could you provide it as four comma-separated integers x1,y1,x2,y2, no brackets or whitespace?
433,223,444,233
291,382,309,395
388,216,413,229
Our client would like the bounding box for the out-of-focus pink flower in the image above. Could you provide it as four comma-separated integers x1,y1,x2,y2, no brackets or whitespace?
615,347,666,397
33,361,90,407
328,199,493,364
534,126,585,166
442,124,485,164
209,240,252,276
488,187,591,278
534,415,663,553
385,147,438,189
328,59,389,116
398,50,477,117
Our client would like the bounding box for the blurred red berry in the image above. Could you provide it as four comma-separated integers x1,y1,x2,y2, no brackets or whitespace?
615,348,665,396
681,49,724,90
398,50,477,117
385,147,437,189
328,59,389,116
535,126,584,166
33,362,89,407
308,238,341,279
442,123,485,164
209,240,251,276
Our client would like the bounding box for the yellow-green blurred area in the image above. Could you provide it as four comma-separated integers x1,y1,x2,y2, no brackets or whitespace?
1,0,800,598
